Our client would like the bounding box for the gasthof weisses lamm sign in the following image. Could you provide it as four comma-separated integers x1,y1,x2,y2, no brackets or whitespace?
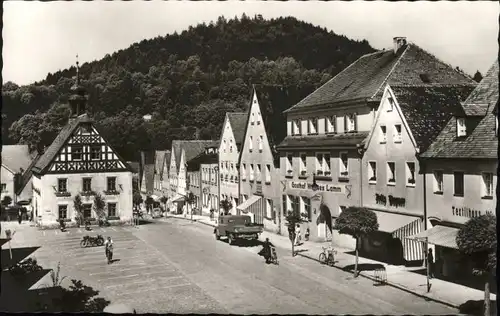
288,181,345,194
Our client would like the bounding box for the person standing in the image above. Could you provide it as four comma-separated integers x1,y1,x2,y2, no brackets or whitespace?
294,224,301,246
18,210,22,224
427,248,435,279
104,237,114,264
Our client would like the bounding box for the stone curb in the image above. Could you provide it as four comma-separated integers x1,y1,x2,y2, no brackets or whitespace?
167,215,458,309
295,252,458,309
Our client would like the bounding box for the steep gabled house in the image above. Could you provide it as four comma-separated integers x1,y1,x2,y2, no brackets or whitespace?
31,64,133,226
161,151,171,205
361,84,474,264
139,151,155,209
277,36,477,245
415,60,498,280
153,150,169,202
169,140,217,214
238,84,315,233
1,145,38,207
188,142,219,216
219,112,247,213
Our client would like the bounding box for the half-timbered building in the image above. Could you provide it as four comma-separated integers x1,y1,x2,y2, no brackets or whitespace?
31,63,133,226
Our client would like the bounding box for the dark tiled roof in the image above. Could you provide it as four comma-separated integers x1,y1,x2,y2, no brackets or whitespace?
277,132,369,149
286,43,476,112
390,85,475,152
420,113,497,159
32,114,92,173
226,112,247,146
154,150,169,176
187,151,218,171
249,84,317,164
1,145,34,174
462,61,499,116
421,61,499,159
172,140,218,170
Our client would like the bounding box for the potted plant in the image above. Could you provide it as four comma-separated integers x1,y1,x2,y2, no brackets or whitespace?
316,170,323,175
341,171,348,177
300,170,307,176
325,171,331,176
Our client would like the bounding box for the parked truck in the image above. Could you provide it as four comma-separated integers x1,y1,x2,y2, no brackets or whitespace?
214,215,263,245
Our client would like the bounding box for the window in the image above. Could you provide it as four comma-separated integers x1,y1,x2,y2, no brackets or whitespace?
380,125,387,143
300,153,307,175
368,161,377,183
249,164,254,181
456,118,466,137
265,164,271,183
58,205,67,219
230,146,233,153
256,164,262,183
387,162,396,185
308,118,318,134
249,136,253,152
454,172,464,196
108,203,117,217
58,178,67,192
72,146,83,160
241,164,247,180
301,197,311,221
346,114,357,132
82,178,92,192
293,119,301,136
387,97,394,112
394,124,402,143
259,135,263,152
326,116,336,134
434,170,443,193
482,173,494,197
251,113,255,125
106,177,116,192
286,153,293,175
339,205,347,216
406,162,416,186
83,204,92,218
315,153,331,176
90,146,101,160
339,152,348,177
1,183,6,192
265,199,272,218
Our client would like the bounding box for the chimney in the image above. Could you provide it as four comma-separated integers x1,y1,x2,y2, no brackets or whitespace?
393,37,407,54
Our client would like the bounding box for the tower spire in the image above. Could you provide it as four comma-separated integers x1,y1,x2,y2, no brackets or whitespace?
69,53,87,118
76,54,80,85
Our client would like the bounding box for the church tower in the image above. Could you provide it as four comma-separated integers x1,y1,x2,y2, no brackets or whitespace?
68,55,87,118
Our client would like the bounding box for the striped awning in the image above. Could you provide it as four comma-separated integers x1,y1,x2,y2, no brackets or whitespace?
407,225,459,249
236,195,261,213
370,210,421,233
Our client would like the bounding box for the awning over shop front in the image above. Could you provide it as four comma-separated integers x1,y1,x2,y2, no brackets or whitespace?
407,225,459,249
171,194,185,203
236,195,261,213
370,210,421,233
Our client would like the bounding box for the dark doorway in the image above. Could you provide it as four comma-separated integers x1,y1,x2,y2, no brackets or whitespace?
319,203,333,233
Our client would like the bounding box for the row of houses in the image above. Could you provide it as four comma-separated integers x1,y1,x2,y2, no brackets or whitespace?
144,37,497,282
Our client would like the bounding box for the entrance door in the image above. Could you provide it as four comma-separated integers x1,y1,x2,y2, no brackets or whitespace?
83,204,92,219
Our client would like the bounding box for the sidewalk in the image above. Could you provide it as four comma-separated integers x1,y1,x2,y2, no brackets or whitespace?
165,213,495,309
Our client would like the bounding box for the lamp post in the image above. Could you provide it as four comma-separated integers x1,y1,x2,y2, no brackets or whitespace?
416,236,432,292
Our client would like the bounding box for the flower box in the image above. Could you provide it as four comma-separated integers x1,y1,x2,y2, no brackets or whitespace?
340,171,348,176
388,178,395,183
300,170,307,176
324,171,331,176
407,178,415,184
287,170,293,174
316,170,324,175
81,191,97,197
104,190,120,195
55,191,71,197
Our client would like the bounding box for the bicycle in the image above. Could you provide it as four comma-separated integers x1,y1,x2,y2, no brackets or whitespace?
318,246,337,266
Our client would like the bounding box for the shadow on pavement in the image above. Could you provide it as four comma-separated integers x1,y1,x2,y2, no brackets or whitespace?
459,299,497,316
409,268,497,294
138,219,155,225
342,263,385,273
227,239,264,248
1,246,40,270
0,238,10,247
294,249,309,254
110,259,121,264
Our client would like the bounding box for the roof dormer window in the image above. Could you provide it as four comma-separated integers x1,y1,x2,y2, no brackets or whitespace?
456,118,466,137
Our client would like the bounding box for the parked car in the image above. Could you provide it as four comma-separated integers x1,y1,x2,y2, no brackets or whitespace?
214,215,263,245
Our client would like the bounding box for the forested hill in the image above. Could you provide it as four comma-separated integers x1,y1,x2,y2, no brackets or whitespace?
2,14,376,161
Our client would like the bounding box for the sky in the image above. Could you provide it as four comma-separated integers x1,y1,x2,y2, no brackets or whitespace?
3,1,498,86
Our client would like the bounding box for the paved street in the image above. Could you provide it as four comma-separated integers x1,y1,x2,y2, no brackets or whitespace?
4,220,458,314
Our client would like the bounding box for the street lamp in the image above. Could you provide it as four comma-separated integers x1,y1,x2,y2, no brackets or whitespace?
415,236,432,292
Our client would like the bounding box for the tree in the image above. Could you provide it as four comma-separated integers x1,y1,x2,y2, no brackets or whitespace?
1,196,13,207
456,214,496,316
73,194,83,226
220,199,233,215
93,193,106,219
473,70,483,83
133,191,143,209
334,207,379,277
52,279,110,312
285,209,303,257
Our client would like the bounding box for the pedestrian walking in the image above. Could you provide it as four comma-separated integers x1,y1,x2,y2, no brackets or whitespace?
104,237,114,264
18,210,22,224
427,248,435,278
294,224,301,246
